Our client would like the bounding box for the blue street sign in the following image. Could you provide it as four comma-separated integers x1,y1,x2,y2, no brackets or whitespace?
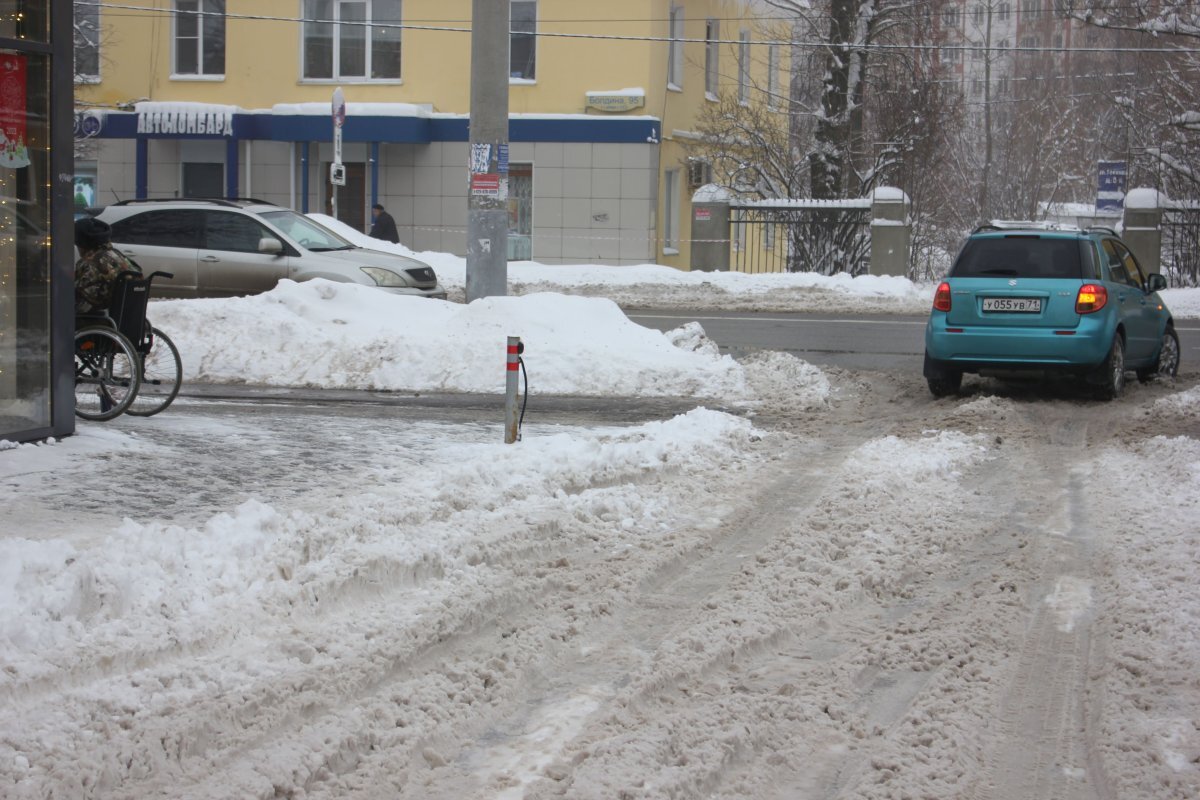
1097,160,1127,214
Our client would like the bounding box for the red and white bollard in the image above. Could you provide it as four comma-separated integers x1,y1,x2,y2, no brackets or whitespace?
504,336,522,443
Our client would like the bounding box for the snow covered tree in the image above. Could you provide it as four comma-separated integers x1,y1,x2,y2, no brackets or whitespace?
1074,1,1200,199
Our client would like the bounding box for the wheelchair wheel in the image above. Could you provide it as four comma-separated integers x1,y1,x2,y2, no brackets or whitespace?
74,326,141,421
127,326,182,417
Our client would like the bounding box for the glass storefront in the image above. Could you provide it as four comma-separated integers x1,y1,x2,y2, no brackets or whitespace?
0,40,51,434
0,1,48,42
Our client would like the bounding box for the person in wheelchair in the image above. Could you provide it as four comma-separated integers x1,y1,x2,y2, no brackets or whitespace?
75,216,141,316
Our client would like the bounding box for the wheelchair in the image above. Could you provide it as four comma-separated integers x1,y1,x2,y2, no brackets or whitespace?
74,270,182,421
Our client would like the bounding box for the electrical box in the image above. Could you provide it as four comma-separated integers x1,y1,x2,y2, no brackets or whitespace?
330,162,346,186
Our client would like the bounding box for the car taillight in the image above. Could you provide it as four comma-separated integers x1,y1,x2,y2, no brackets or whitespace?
933,282,952,312
1075,284,1108,314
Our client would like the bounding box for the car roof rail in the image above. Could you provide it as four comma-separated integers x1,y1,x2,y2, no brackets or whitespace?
973,219,1083,234
110,197,280,208
112,197,241,208
1086,225,1119,236
222,197,281,206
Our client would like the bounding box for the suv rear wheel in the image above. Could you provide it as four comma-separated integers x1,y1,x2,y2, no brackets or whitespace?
924,352,963,398
1093,333,1126,400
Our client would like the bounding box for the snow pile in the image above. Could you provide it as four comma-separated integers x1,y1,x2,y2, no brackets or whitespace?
0,409,761,684
1152,385,1200,416
740,350,832,411
1090,436,1200,795
310,214,937,314
149,282,758,399
1161,289,1200,319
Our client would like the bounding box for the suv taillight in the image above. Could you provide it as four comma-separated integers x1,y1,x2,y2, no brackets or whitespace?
1075,284,1108,314
933,282,952,312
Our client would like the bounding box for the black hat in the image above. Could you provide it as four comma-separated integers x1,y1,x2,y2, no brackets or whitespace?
75,216,112,250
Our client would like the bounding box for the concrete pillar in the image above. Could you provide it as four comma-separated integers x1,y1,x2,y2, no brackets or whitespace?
465,0,510,301
1122,188,1165,276
870,187,910,276
689,184,731,272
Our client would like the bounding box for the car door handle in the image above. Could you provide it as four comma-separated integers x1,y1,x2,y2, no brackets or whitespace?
200,255,221,262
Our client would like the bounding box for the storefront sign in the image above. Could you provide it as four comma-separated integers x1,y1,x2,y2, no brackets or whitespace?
136,109,234,136
694,207,711,221
586,93,646,113
0,53,30,168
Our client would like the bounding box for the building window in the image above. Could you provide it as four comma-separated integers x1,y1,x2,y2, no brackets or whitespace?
1021,0,1040,19
704,18,719,98
303,0,402,81
507,163,533,260
74,0,100,81
510,0,536,80
738,29,750,104
667,6,683,89
1020,34,1038,49
686,159,711,193
174,0,226,77
972,5,984,26
997,2,1010,21
767,44,780,109
942,7,960,28
663,169,679,252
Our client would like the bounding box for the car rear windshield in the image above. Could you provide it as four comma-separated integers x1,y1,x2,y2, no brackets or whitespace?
951,236,1084,280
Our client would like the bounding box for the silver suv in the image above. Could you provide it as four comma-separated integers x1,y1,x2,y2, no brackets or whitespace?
94,198,446,300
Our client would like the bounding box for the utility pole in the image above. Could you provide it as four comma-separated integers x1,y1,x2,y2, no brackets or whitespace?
979,2,995,220
466,0,510,301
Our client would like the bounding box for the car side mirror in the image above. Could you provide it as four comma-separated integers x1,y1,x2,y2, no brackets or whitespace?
1146,273,1168,293
259,237,283,255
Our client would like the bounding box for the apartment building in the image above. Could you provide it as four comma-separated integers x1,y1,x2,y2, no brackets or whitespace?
74,0,788,269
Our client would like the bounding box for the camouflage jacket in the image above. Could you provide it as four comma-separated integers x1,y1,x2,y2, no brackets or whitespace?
75,245,142,315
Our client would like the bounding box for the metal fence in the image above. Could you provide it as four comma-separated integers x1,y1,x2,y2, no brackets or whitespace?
730,201,872,275
1162,202,1200,287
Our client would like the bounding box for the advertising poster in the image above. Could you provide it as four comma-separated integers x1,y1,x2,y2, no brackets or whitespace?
0,53,30,169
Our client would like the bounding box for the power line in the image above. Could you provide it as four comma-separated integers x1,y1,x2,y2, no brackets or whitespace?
82,2,1200,55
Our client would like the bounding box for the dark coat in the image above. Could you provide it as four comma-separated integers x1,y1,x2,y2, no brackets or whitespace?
75,245,142,315
369,210,400,244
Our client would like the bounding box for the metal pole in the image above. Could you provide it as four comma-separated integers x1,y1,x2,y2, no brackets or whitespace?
504,336,521,444
466,0,510,301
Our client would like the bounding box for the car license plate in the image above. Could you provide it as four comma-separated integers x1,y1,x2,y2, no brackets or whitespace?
983,297,1042,313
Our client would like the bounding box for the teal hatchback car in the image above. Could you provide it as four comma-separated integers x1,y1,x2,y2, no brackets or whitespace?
924,223,1179,399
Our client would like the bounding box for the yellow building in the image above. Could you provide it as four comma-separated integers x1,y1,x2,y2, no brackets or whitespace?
75,0,789,269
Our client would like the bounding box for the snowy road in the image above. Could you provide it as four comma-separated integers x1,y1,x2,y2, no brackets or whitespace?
3,367,1198,799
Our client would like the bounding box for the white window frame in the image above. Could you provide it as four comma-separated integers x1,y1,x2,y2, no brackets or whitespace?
172,0,226,80
738,29,750,105
667,6,684,91
510,0,537,83
704,18,719,99
663,169,680,254
301,0,403,83
74,0,101,83
767,44,780,110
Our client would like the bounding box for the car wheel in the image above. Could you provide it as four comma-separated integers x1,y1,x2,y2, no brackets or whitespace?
1136,325,1179,382
924,352,962,398
1094,333,1126,400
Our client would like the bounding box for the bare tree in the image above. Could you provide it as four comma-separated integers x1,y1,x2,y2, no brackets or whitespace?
1074,1,1200,198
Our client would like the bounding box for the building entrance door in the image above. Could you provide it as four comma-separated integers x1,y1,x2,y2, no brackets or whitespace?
324,162,366,235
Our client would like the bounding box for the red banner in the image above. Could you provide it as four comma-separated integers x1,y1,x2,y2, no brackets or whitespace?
0,53,30,169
